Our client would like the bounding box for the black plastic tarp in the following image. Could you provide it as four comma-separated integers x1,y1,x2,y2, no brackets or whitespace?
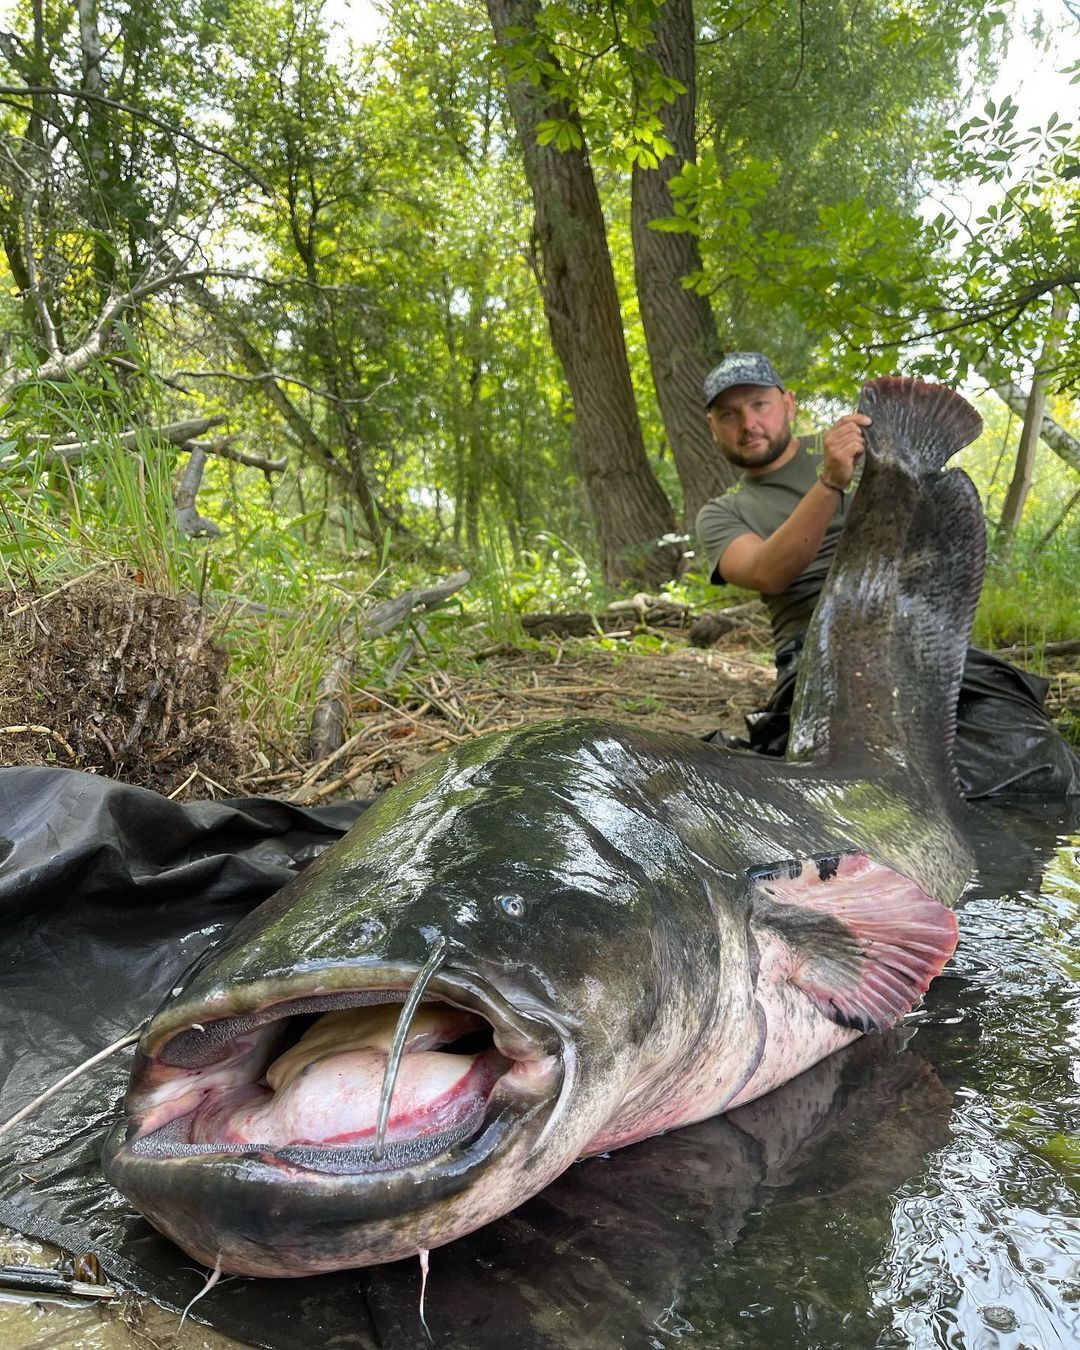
0,767,370,1344
739,645,1080,799
0,767,1077,1349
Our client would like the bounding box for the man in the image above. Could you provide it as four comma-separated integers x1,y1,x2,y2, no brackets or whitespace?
695,352,1079,797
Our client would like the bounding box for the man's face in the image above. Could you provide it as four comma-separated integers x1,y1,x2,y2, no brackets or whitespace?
705,384,796,472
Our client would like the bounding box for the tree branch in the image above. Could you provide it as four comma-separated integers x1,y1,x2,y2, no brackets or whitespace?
166,366,386,407
39,417,227,463
0,82,273,193
183,273,351,486
0,252,216,395
185,437,287,474
980,370,1080,476
174,447,221,538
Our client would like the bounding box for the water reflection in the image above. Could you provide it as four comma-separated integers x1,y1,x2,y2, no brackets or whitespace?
866,803,1080,1350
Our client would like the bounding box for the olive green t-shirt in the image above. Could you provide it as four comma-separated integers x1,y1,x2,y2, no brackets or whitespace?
695,435,851,649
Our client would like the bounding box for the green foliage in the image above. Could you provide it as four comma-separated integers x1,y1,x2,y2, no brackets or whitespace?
0,448,193,595
666,0,1011,386
502,532,601,613
657,2,1080,394
498,0,683,171
974,541,1079,650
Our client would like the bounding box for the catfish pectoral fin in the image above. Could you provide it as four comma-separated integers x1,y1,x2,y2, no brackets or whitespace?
748,851,958,1033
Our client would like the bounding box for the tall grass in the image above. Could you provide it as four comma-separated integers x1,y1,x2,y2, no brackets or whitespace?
960,395,1080,656
1,423,200,595
473,506,524,644
974,520,1080,654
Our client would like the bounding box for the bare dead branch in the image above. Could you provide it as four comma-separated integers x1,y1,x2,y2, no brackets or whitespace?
38,417,227,464
166,366,374,407
185,437,287,474
308,571,471,763
0,258,218,395
174,447,221,538
104,355,194,394
194,268,374,298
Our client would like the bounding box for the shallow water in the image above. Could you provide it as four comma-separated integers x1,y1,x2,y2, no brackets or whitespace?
671,802,1080,1350
1,799,1077,1349
0,1226,236,1348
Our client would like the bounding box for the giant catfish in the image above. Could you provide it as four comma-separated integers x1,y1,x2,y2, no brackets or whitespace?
103,377,984,1277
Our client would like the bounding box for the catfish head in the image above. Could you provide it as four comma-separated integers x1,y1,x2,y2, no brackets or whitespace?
103,722,746,1277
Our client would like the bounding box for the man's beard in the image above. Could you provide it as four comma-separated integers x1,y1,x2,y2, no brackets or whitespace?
724,421,792,471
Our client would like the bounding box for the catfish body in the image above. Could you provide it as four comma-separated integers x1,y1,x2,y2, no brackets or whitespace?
103,379,984,1277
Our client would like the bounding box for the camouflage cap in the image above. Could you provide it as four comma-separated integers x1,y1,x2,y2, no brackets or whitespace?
703,352,785,408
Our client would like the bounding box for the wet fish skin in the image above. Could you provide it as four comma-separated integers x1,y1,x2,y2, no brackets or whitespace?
103,378,984,1277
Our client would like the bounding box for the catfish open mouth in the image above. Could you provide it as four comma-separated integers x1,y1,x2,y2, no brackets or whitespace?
121,981,562,1178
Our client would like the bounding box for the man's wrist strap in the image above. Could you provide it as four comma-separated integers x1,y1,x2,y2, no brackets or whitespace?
818,473,847,496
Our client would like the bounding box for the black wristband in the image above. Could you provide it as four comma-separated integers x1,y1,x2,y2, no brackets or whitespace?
818,473,847,496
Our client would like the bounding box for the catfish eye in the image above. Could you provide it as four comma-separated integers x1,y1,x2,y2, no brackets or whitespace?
497,893,526,918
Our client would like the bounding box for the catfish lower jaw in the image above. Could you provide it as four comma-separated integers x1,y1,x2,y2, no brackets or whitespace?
103,1087,560,1276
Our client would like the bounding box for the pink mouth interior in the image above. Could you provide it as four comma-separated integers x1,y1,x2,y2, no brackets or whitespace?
175,1003,510,1152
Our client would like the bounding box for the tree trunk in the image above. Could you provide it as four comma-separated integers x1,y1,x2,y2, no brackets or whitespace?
4,1,63,349
997,293,1070,544
465,353,484,558
630,0,734,526
984,375,1080,476
486,0,680,587
76,0,119,295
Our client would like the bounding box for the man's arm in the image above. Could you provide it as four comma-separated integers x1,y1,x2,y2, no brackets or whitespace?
718,413,870,595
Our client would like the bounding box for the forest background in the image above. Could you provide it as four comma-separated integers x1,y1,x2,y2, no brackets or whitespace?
0,0,1078,786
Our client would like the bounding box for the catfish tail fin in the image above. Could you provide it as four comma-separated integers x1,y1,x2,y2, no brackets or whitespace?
788,378,984,795
856,376,983,475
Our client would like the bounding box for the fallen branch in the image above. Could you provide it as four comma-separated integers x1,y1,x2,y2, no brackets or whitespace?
5,564,111,617
364,571,471,637
688,601,766,649
606,592,691,623
173,447,221,539
292,724,380,796
993,638,1080,660
185,437,286,474
40,417,227,464
0,723,76,759
307,571,471,763
15,422,284,478
520,611,620,638
292,746,389,806
520,594,741,642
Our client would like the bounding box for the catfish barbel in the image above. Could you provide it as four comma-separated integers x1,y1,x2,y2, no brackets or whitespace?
104,377,984,1277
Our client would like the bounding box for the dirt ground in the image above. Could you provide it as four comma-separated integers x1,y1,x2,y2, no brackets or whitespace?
261,644,1080,807
245,635,778,805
